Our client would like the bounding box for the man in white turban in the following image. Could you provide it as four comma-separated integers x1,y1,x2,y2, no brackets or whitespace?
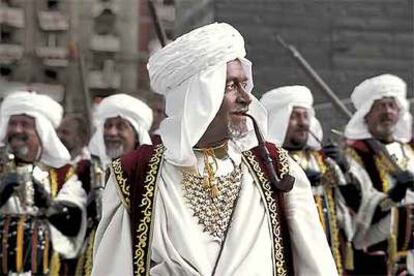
261,85,357,274
88,93,153,169
0,91,87,275
72,93,153,275
92,23,337,276
344,74,414,275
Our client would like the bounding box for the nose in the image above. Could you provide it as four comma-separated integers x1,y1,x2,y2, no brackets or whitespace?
384,104,396,115
104,125,118,137
297,114,309,128
236,85,252,106
10,123,24,134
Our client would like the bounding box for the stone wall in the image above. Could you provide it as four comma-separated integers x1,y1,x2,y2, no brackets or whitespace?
215,0,413,139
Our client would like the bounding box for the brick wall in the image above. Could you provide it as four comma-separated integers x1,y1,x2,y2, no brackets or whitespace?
215,0,413,139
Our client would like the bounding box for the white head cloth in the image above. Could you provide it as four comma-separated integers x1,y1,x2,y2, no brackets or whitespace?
345,74,412,142
260,85,323,149
147,22,268,167
0,91,70,168
88,93,153,167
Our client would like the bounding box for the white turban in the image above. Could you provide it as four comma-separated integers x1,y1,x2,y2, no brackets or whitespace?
344,74,412,142
147,22,268,167
0,91,70,168
88,93,153,168
260,86,323,149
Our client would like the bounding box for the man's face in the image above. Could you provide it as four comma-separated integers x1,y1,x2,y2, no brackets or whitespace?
365,97,400,142
283,107,310,150
208,59,252,142
57,117,81,152
103,116,137,158
150,99,166,133
6,114,41,163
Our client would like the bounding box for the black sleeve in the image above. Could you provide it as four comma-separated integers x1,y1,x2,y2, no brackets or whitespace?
338,173,362,213
47,201,82,237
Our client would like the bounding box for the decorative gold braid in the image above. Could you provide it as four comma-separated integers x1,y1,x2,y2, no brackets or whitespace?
50,251,60,276
50,169,58,198
133,145,164,276
375,154,391,193
82,228,96,276
325,187,343,274
75,248,85,276
278,148,290,179
64,166,75,182
314,195,326,230
387,209,398,274
243,150,288,276
313,151,343,275
43,229,50,274
345,147,363,166
16,215,26,273
112,158,130,210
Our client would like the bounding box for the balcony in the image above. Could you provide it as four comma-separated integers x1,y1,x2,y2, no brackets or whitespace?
38,11,69,31
36,46,68,67
90,34,120,52
0,6,24,28
0,44,23,64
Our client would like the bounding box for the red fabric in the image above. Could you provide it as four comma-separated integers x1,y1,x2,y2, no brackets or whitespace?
76,159,92,194
250,142,294,274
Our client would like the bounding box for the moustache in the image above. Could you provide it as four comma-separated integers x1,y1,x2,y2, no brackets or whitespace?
295,127,310,132
8,135,28,143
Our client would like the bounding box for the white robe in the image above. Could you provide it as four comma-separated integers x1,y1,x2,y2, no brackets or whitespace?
93,148,337,276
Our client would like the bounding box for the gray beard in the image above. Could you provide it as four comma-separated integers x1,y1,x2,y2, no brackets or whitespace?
13,146,29,160
106,145,125,159
228,119,249,140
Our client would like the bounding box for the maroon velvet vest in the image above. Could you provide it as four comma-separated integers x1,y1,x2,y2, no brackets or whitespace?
112,143,294,276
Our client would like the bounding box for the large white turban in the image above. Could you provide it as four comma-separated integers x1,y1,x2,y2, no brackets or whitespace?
0,91,70,168
147,22,268,167
345,74,412,142
88,93,153,167
260,86,323,149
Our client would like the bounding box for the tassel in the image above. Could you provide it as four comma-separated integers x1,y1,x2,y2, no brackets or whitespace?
387,234,397,273
210,185,220,198
50,252,61,276
43,229,50,274
345,241,354,270
16,215,26,273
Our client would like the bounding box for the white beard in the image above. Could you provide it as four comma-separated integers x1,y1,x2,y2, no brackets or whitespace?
106,145,125,159
228,118,249,140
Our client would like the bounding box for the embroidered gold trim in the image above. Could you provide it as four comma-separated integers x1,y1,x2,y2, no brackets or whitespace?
133,145,164,276
50,169,58,198
83,228,96,276
64,166,75,182
313,152,343,274
16,215,26,272
112,158,130,210
345,147,364,167
243,150,288,276
278,148,290,179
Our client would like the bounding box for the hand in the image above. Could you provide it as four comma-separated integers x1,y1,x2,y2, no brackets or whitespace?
0,173,20,205
303,169,322,186
321,143,350,172
33,179,51,209
388,170,414,202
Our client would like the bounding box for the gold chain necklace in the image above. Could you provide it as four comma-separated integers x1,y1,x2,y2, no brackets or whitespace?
182,144,242,240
